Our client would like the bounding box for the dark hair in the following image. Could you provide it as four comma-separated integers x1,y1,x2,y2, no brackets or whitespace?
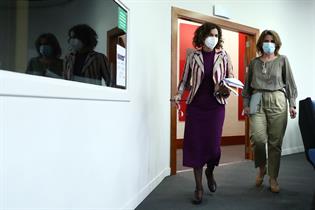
35,33,62,58
193,22,223,49
256,30,282,55
68,24,98,50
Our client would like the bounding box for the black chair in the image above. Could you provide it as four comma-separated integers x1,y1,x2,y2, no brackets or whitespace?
298,97,315,168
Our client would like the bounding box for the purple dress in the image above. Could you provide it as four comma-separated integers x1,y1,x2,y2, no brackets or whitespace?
183,50,225,168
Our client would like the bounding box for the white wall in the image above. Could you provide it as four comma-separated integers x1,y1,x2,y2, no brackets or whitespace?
0,0,314,210
0,0,172,209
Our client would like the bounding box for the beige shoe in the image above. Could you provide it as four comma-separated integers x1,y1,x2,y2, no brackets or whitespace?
270,178,280,193
255,168,266,187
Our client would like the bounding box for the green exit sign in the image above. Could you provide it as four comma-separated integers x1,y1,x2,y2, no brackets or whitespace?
118,7,127,33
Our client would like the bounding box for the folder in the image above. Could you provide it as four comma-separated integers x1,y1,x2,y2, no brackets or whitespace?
249,92,262,114
220,78,244,96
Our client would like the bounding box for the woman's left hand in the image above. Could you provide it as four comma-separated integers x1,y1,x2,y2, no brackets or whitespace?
289,107,297,119
217,85,231,98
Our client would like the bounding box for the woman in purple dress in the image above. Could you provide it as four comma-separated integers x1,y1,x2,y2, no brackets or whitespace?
175,22,233,204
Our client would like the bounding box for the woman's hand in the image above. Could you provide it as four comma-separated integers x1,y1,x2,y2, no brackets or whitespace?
243,107,250,116
289,107,297,119
217,85,231,98
173,94,184,117
174,94,181,106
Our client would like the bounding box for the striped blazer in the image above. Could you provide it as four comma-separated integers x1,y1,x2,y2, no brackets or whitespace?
177,49,233,104
63,51,111,86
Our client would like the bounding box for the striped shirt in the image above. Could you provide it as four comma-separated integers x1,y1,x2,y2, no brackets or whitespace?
63,51,111,86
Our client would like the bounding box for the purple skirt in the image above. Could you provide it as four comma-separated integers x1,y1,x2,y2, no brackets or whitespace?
183,94,225,168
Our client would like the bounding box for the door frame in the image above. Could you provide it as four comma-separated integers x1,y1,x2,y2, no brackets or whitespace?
170,7,259,175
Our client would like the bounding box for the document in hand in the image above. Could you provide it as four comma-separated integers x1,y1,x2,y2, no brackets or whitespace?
220,78,244,96
249,92,262,114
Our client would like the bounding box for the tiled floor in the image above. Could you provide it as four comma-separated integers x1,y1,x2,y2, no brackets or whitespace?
176,144,245,171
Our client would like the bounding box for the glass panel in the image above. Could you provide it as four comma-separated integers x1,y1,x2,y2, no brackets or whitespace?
0,0,127,89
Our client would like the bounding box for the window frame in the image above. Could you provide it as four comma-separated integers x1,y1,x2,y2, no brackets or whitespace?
0,0,130,102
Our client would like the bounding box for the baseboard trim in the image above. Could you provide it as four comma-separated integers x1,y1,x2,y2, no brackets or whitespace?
221,136,245,146
282,146,305,156
176,136,245,148
123,167,171,210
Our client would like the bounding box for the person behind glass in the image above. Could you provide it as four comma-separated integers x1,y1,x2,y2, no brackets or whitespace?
26,33,63,78
64,24,110,86
242,30,297,193
174,22,233,204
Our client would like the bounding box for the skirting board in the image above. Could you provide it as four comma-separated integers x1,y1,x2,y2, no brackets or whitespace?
123,167,171,210
282,146,304,156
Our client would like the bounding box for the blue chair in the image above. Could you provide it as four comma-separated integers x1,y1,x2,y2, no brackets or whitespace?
309,149,315,166
298,97,315,168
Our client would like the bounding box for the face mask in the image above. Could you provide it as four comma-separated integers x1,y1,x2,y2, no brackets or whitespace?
69,38,83,52
262,42,276,54
204,36,218,49
39,45,53,57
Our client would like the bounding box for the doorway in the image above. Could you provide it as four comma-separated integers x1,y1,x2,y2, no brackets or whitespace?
170,7,259,175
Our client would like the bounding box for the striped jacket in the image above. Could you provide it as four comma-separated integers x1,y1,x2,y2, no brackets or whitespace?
63,51,111,86
177,49,233,104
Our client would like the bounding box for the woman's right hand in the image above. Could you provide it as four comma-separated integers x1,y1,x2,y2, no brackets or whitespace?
243,107,250,116
174,94,181,106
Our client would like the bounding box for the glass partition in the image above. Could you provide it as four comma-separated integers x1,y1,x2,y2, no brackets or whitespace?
0,0,128,89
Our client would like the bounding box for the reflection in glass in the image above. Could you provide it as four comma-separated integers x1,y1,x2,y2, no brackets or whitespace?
64,24,111,86
0,0,127,88
26,33,63,78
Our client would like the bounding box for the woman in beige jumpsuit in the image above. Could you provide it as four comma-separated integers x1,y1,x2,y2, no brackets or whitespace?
242,30,297,193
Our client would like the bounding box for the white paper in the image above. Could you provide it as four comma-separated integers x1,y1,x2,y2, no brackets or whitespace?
116,45,126,87
222,78,244,88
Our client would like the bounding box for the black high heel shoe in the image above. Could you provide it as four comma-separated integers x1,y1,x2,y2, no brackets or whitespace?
205,168,217,192
192,188,203,204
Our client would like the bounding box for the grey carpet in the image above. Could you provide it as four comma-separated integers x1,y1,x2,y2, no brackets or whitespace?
136,153,315,210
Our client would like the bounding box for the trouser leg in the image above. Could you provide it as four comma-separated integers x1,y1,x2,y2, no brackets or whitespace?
250,109,268,168
265,91,288,178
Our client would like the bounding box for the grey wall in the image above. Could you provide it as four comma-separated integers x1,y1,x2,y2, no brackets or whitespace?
0,1,16,71
28,0,118,60
0,0,119,72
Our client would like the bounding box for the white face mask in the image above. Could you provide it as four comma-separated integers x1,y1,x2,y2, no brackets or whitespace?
262,42,276,54
204,36,218,50
69,38,83,52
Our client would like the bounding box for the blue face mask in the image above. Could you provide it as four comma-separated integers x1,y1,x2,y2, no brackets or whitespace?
262,42,276,54
39,45,53,57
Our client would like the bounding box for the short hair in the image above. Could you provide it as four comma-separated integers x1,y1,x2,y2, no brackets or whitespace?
68,24,98,50
193,22,223,49
256,30,282,55
35,33,62,58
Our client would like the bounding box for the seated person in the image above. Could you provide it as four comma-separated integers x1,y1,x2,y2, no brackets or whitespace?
63,24,110,86
26,33,63,78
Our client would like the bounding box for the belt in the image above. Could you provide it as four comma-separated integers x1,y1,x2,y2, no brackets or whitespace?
252,89,285,94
